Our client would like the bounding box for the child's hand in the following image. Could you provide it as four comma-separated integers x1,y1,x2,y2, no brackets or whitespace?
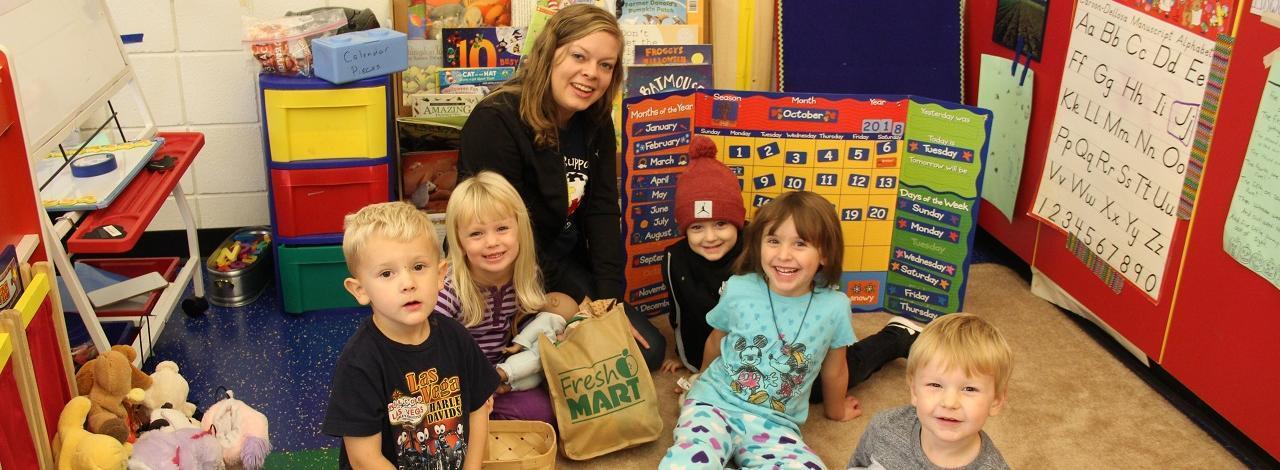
502,343,524,354
660,358,686,373
630,325,650,349
826,395,862,422
496,383,512,394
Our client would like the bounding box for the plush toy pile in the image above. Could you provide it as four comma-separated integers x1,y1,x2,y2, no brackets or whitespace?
53,352,273,470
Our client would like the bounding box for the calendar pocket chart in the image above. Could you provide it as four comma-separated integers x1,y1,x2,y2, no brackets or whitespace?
622,90,991,321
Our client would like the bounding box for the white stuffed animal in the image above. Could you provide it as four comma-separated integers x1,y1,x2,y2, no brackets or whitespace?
202,390,270,470
143,361,197,418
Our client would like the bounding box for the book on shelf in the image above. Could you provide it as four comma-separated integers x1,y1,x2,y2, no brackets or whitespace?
634,44,712,65
0,244,21,311
443,26,526,68
401,150,460,214
625,63,712,97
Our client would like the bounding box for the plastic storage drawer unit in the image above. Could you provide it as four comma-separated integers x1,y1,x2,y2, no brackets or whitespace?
260,74,390,163
269,161,391,240
276,244,359,313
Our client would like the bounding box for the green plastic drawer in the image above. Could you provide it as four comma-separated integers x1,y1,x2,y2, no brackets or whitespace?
276,244,359,313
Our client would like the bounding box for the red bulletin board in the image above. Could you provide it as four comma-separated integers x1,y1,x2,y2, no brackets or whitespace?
1159,11,1280,459
965,0,1279,458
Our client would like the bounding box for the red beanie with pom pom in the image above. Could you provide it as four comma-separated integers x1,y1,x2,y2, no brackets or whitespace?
674,134,745,234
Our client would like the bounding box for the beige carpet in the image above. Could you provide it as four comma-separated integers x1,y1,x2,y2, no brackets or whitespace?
553,264,1241,469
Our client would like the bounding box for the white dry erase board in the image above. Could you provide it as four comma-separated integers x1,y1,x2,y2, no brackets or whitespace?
0,0,152,159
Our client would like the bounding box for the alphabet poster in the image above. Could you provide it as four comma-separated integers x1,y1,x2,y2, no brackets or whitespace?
620,90,991,323
1031,0,1221,301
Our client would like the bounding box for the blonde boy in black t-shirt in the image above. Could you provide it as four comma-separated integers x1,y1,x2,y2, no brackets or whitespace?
323,201,500,470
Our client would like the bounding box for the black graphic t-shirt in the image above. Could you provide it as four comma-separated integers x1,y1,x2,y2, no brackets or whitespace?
324,315,500,469
560,120,590,218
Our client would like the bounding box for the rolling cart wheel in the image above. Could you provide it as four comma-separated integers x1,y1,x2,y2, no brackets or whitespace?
182,297,209,316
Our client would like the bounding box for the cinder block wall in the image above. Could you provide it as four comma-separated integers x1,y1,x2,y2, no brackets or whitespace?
105,0,392,230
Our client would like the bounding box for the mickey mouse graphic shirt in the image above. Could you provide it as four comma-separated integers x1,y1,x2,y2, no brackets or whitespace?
685,273,855,431
324,314,500,469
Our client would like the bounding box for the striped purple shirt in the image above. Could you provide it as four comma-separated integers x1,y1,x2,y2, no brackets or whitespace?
433,276,517,364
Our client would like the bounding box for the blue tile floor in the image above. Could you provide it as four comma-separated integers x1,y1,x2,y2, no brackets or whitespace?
141,286,366,452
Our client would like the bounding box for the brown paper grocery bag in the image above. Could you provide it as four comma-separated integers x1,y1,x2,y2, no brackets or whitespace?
537,299,661,460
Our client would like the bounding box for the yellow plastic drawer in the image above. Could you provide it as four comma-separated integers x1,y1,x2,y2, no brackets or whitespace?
264,86,388,162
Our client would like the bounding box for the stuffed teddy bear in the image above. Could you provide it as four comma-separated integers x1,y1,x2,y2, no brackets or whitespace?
202,390,271,470
53,396,133,470
128,427,224,470
75,346,153,442
142,361,197,419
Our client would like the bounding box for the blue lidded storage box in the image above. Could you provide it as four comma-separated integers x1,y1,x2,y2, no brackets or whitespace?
312,28,408,85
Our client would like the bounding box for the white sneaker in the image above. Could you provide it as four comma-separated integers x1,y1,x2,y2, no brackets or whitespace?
885,316,923,336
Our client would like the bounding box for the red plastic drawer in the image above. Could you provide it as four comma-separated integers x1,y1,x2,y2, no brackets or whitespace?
75,257,180,317
270,163,389,238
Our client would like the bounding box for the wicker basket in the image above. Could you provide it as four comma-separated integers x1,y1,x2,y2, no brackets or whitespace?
482,420,558,469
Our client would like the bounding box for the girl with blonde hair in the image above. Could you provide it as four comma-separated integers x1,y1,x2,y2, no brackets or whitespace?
433,171,574,424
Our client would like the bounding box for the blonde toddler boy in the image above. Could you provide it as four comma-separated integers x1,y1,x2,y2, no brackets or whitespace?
848,313,1012,470
322,201,499,470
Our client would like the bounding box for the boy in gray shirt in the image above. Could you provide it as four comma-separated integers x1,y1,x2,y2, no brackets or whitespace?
849,313,1012,470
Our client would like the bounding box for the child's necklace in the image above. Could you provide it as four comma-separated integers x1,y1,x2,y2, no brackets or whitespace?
767,284,815,343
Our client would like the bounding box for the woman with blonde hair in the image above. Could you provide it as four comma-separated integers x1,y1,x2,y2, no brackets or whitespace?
458,4,665,369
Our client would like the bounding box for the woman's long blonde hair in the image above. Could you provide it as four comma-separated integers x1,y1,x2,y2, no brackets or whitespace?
445,171,547,327
495,3,624,149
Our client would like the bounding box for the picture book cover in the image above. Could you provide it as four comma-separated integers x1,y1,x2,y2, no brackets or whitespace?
407,0,514,40
634,44,712,65
625,63,712,97
619,0,689,24
620,24,701,65
438,66,514,86
401,150,460,214
0,244,22,311
443,27,525,67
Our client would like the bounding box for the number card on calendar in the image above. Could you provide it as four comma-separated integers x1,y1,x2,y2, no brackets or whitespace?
621,90,991,323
